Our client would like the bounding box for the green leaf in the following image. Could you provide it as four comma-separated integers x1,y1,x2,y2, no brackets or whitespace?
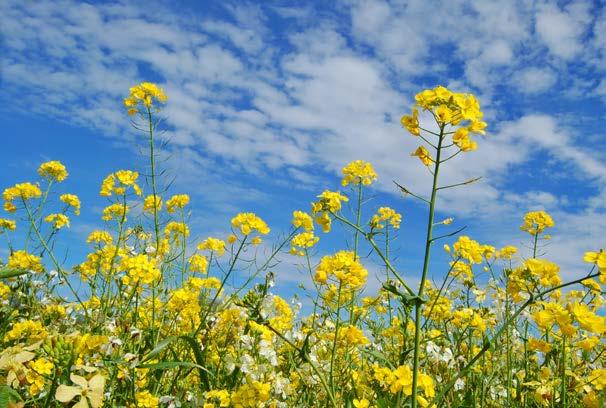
0,385,22,407
141,336,178,362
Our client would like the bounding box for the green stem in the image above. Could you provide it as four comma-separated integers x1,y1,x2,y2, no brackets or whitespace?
411,124,445,408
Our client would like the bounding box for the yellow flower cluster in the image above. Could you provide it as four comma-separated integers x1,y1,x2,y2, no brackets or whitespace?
314,251,368,289
38,161,68,182
166,194,190,213
290,231,319,256
0,218,16,232
6,320,47,342
520,210,554,235
231,212,270,235
341,160,377,186
452,236,484,264
188,254,208,274
198,237,226,256
77,245,125,280
204,389,231,407
373,364,435,405
133,390,159,408
230,381,270,408
100,170,141,197
120,255,161,286
402,85,486,157
3,182,42,212
339,325,370,346
124,82,168,116
311,190,349,232
102,203,129,222
44,213,70,229
86,230,113,245
524,258,561,287
143,195,162,213
292,210,313,231
164,221,190,242
8,250,44,273
60,193,81,215
370,207,402,229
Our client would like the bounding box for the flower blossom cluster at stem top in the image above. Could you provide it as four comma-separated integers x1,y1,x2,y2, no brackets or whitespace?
314,250,368,289
3,182,41,212
100,170,142,197
341,160,377,187
520,210,554,236
38,161,68,182
401,85,487,162
123,82,167,115
231,213,270,238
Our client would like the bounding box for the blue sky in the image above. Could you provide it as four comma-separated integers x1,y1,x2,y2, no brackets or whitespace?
1,0,605,298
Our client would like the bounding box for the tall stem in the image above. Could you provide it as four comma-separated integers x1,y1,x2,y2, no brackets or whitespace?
411,124,444,408
147,107,161,344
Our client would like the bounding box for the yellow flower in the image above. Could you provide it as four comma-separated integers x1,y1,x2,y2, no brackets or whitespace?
55,374,105,408
38,160,68,182
452,128,477,152
401,108,420,136
435,104,453,124
570,303,606,334
411,146,433,166
341,160,377,186
353,398,370,408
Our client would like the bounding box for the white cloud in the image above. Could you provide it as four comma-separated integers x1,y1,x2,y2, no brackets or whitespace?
512,67,557,94
535,1,592,60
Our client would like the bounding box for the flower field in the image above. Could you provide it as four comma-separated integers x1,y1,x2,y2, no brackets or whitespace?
0,83,605,408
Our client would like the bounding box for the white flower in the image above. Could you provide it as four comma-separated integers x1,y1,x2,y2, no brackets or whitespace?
239,354,256,374
454,378,465,391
